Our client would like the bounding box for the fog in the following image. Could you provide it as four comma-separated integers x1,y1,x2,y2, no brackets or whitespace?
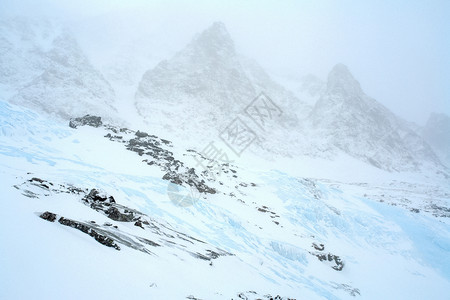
1,0,449,124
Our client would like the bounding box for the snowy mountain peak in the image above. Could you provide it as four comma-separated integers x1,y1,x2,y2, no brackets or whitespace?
327,63,363,96
1,18,116,120
422,112,450,167
187,21,235,58
426,112,450,126
306,63,443,172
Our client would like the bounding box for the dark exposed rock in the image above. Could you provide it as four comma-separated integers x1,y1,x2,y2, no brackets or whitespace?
135,130,149,138
69,115,102,129
106,207,135,222
236,291,296,300
58,217,120,250
27,177,232,260
186,296,202,300
163,171,183,185
134,221,144,229
28,177,51,189
312,243,325,251
83,188,116,204
40,211,56,222
331,282,361,297
30,177,45,183
163,170,216,195
311,251,344,271
68,116,250,206
205,250,221,259
160,138,171,145
136,237,160,247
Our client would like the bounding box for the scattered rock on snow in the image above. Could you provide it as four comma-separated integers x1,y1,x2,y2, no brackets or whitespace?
69,115,102,129
40,211,57,222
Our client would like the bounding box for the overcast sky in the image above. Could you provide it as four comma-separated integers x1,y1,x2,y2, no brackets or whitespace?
1,0,449,125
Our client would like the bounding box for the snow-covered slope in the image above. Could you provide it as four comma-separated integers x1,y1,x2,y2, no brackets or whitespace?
304,64,443,172
1,99,449,299
296,74,326,106
1,16,449,300
0,18,116,120
422,113,450,168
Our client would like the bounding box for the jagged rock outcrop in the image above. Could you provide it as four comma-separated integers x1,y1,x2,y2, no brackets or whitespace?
305,64,442,171
69,115,103,128
422,113,450,167
1,18,116,120
135,22,307,143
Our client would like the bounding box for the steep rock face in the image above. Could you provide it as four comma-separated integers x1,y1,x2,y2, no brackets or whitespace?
1,18,116,120
296,74,326,106
0,18,57,96
306,64,441,171
135,22,307,141
135,22,251,130
422,113,450,167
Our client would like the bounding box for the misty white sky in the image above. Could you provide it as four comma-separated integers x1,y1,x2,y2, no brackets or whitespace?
1,0,449,125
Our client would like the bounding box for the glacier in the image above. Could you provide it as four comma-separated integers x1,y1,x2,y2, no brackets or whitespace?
0,15,449,300
1,99,449,299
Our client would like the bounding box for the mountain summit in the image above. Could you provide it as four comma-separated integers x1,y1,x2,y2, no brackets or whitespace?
327,63,363,97
0,18,116,120
135,22,307,143
189,21,235,57
306,64,441,171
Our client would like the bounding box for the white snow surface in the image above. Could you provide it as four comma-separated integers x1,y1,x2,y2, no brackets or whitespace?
1,18,450,300
0,99,449,299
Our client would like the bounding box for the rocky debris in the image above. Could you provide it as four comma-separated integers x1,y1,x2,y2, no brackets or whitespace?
359,181,450,221
321,253,343,271
83,188,115,204
190,249,230,261
81,188,142,222
17,189,39,198
312,243,325,251
124,133,216,195
68,116,258,201
331,282,361,297
39,211,120,250
134,221,144,229
258,206,269,213
256,206,281,225
69,115,102,129
311,252,344,271
39,211,56,222
310,243,344,271
104,133,124,142
136,237,160,247
24,176,232,260
105,206,136,222
135,130,149,138
236,291,296,300
28,177,52,189
163,170,216,194
299,178,322,200
428,204,450,218
58,216,121,250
